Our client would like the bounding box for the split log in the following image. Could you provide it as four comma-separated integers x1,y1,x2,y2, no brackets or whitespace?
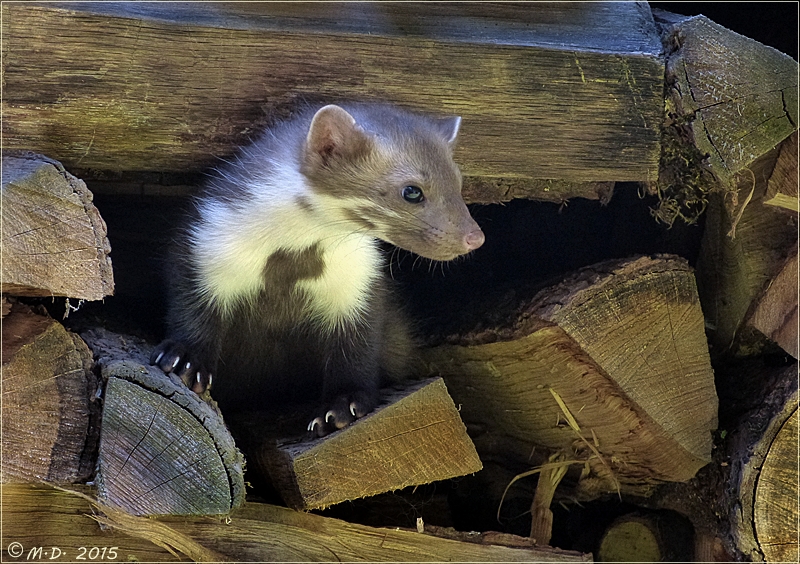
0,152,114,300
657,12,798,186
696,144,798,357
1,301,99,483
764,131,799,213
2,483,593,562
80,328,245,516
3,2,664,194
231,377,482,511
746,245,798,358
729,363,798,562
596,512,694,562
422,255,718,501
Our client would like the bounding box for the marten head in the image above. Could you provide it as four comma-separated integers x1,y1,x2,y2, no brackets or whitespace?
300,104,484,261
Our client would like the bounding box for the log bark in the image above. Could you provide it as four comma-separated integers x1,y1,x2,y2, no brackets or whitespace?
1,301,99,484
3,2,663,192
2,483,593,562
696,145,798,357
232,377,482,511
422,255,718,500
1,152,114,300
657,12,798,186
80,328,245,516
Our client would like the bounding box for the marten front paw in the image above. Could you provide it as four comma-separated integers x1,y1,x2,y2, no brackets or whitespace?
150,339,212,395
307,392,376,438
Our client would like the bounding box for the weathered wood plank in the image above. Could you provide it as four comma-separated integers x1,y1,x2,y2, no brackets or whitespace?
1,484,180,562
242,378,481,511
1,483,593,562
80,328,245,516
2,2,664,188
1,302,99,484
0,152,114,300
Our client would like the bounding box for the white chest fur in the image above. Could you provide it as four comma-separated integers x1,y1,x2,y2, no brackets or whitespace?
190,181,383,331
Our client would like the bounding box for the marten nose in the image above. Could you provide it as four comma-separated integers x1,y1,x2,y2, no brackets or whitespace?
464,229,485,251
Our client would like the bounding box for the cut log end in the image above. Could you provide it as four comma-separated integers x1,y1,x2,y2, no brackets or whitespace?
1,152,114,300
1,302,99,484
81,328,245,516
423,254,718,501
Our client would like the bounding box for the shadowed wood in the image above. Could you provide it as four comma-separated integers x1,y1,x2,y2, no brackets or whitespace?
2,2,663,189
1,302,98,483
697,146,799,356
1,152,114,299
597,512,694,562
81,328,245,516
764,131,798,212
239,378,482,511
661,14,798,184
729,367,798,562
754,405,799,562
2,483,592,562
747,245,798,358
423,255,717,499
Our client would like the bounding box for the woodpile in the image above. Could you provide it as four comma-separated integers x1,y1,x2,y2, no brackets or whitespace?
2,2,796,561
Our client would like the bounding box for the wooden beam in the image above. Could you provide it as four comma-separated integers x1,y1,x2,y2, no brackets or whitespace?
1,152,114,300
2,2,664,188
2,483,593,562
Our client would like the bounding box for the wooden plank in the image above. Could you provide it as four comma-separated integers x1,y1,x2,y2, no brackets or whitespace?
241,378,481,511
81,327,246,516
1,483,593,562
1,484,180,562
2,2,664,187
660,13,798,184
1,302,98,484
423,255,718,499
0,152,114,300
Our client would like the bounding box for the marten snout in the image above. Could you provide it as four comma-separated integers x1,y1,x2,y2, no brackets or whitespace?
464,228,485,252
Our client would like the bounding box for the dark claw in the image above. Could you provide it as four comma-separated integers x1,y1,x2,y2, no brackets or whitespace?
150,339,212,395
307,391,377,438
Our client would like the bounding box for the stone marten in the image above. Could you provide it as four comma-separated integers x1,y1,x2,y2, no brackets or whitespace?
151,102,484,436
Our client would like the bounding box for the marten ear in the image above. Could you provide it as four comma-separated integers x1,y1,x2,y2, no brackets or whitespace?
304,105,372,169
431,115,461,149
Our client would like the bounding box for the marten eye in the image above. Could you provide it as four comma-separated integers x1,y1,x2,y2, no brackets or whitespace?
402,185,425,204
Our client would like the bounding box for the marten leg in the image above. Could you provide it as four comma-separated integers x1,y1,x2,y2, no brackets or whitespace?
307,326,381,437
